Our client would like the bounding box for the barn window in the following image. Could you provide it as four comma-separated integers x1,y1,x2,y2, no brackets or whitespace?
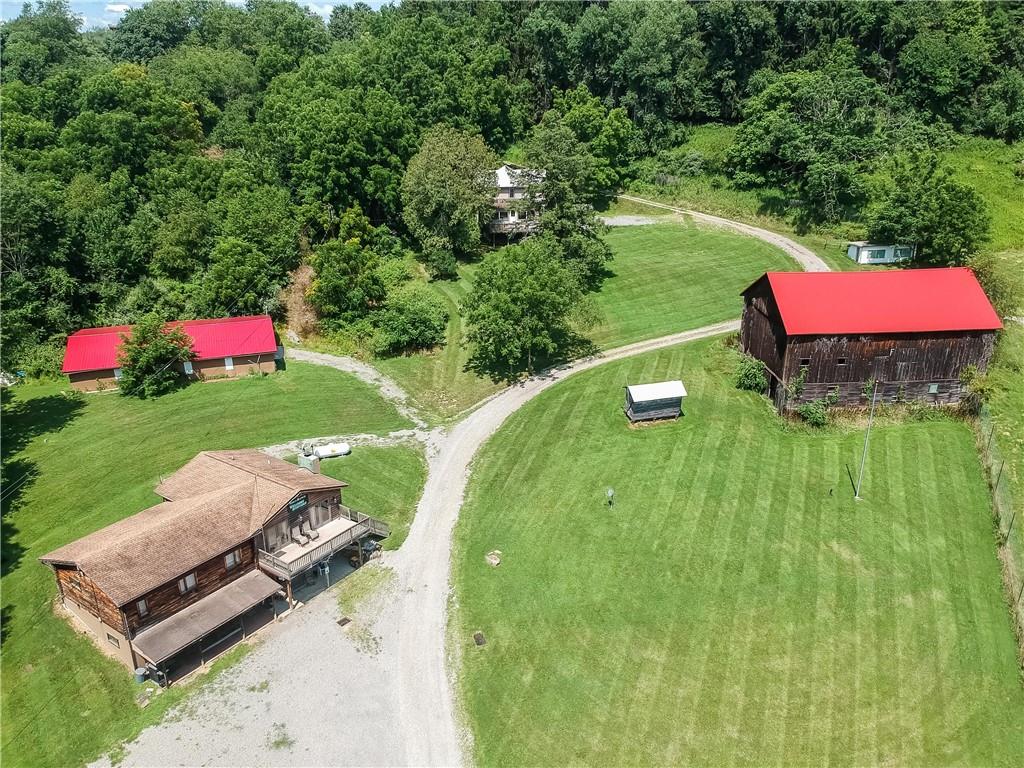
136,598,149,618
928,383,939,394
224,549,240,570
799,358,811,367
106,633,120,648
224,356,234,371
837,358,847,366
178,572,197,594
113,367,123,380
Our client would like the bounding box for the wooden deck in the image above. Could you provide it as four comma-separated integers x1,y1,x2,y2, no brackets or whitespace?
257,509,390,579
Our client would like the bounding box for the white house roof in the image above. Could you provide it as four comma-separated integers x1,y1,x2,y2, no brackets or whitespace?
494,163,544,188
848,241,913,249
626,380,687,403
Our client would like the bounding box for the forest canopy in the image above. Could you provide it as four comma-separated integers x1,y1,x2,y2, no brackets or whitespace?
2,0,1019,374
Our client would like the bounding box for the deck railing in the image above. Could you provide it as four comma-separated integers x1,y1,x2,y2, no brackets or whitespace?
257,507,390,580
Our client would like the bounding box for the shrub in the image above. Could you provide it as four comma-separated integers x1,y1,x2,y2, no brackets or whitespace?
116,313,193,398
372,283,448,355
735,355,768,392
16,340,65,379
796,387,839,428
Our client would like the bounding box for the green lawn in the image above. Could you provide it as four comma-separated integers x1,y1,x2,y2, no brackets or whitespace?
318,443,426,550
375,263,504,422
0,363,412,768
591,222,795,348
942,137,1023,254
453,338,1023,767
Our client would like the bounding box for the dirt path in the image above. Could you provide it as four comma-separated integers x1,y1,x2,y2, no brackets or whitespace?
616,194,831,272
104,207,826,767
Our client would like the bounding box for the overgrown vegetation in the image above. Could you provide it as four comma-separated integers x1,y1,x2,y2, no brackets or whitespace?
115,313,193,398
734,354,768,393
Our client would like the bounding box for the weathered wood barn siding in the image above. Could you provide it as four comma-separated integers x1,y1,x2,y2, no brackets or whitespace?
741,278,998,411
55,565,125,632
123,540,257,634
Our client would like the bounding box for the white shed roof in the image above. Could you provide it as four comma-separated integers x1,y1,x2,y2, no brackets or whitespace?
626,380,687,402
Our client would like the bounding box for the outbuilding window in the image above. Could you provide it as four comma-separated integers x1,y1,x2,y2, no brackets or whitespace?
837,358,847,366
799,358,811,367
183,360,194,375
113,367,123,380
136,598,149,618
178,572,197,594
224,549,241,570
224,356,234,371
928,383,940,394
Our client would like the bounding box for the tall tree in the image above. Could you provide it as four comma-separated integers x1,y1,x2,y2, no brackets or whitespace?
464,236,580,375
115,312,193,398
401,125,498,278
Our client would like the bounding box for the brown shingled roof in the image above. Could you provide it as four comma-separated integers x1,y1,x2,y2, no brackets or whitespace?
40,450,345,606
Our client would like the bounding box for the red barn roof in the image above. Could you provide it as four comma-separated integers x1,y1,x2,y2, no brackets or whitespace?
745,268,1002,336
62,315,277,374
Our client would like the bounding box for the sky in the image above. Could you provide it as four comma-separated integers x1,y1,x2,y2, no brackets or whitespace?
0,1,388,28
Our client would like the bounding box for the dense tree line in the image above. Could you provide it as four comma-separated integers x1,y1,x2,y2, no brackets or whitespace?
2,0,1018,375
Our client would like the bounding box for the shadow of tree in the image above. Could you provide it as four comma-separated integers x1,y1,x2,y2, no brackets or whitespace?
463,330,601,385
1,388,85,580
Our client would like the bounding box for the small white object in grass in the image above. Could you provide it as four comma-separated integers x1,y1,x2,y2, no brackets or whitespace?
313,442,351,458
485,550,502,567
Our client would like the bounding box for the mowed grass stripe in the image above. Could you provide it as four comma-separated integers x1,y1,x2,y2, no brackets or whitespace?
453,338,1023,766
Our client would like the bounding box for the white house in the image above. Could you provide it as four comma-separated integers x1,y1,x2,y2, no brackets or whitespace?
846,241,916,265
488,163,544,235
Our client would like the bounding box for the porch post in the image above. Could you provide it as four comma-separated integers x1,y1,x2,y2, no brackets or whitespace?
286,579,294,609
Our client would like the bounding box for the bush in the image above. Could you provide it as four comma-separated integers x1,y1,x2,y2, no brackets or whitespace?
117,313,193,398
735,355,768,392
372,283,449,355
796,387,839,428
15,340,65,379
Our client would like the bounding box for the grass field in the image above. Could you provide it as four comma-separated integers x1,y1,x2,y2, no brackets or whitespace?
318,443,426,550
591,222,795,348
0,364,415,768
453,338,1023,767
375,263,504,422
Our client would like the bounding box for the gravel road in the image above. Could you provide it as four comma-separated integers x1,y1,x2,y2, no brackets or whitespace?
98,202,824,768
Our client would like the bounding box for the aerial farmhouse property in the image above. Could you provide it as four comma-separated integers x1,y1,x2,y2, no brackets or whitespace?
488,163,544,236
61,315,279,391
846,240,916,265
39,450,388,682
740,268,1002,411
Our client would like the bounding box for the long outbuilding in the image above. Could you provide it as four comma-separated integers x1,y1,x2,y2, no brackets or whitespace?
740,268,1002,411
61,314,279,391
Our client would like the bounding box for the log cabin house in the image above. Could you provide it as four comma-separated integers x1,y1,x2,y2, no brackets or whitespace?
39,450,389,682
61,315,279,392
740,268,1002,411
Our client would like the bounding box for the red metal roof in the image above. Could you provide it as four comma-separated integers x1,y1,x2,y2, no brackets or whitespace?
62,315,277,374
748,268,1002,336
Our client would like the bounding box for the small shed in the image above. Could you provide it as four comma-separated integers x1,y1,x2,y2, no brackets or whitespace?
624,380,686,423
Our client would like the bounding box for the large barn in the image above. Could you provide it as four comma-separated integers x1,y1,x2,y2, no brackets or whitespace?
740,268,1002,411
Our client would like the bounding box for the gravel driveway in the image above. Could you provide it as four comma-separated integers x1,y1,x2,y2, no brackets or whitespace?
98,200,823,768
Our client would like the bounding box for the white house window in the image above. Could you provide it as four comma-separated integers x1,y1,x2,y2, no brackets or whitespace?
224,356,234,371
106,633,120,648
224,550,240,570
183,360,194,375
113,368,123,380
136,598,149,618
894,246,913,260
928,383,939,394
867,249,887,261
178,572,197,594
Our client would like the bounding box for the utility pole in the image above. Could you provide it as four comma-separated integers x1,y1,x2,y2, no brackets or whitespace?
855,380,880,500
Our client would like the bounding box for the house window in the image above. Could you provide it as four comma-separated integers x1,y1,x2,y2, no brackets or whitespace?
106,633,120,648
224,356,234,371
799,358,811,367
136,598,149,618
837,358,847,366
183,360,194,375
113,367,123,380
928,383,939,394
867,249,888,261
894,246,913,260
224,549,241,570
177,572,197,594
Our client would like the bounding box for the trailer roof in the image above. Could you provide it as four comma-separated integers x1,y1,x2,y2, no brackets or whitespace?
626,380,687,402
